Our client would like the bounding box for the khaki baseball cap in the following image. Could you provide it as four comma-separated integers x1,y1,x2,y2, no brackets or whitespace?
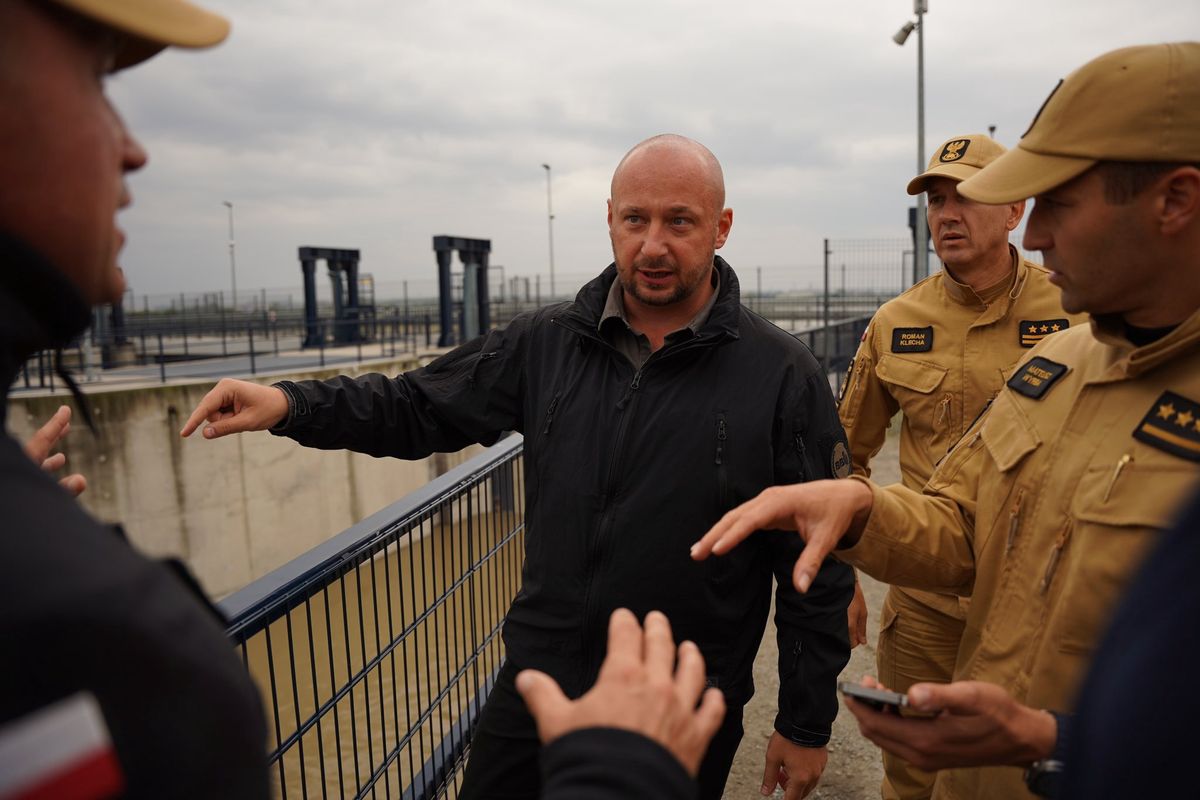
47,0,230,69
960,42,1200,204
906,134,1006,195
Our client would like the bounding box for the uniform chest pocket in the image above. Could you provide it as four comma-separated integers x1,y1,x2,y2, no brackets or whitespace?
1052,455,1200,655
877,354,952,447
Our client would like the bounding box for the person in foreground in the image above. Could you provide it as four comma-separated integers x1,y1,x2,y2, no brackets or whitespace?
183,134,854,800
520,608,725,800
0,1,269,797
694,41,1200,800
838,132,1082,799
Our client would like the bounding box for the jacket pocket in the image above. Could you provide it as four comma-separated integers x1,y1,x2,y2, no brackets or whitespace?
876,353,948,394
715,412,729,509
1051,456,1199,655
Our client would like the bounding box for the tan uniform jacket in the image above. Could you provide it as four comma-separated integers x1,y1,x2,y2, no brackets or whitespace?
841,309,1200,800
838,249,1084,617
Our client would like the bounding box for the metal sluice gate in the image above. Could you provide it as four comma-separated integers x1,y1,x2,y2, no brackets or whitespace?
220,436,526,800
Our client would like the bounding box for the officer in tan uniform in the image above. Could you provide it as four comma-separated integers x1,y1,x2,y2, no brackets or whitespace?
839,134,1084,800
693,41,1200,800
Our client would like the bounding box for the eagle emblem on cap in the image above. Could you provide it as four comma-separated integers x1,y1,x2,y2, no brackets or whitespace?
940,139,969,162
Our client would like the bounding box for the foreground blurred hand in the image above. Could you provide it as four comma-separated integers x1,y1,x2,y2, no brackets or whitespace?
179,378,289,440
515,608,726,777
843,677,1057,771
24,405,86,496
691,479,874,592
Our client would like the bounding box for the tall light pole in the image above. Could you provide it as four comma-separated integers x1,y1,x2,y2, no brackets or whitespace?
541,163,556,299
222,200,238,308
894,0,928,284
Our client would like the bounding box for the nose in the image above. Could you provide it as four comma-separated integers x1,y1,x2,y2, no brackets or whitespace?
1023,199,1052,252
122,125,148,173
640,220,668,258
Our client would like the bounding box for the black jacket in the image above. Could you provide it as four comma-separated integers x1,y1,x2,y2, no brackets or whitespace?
277,258,853,742
0,232,269,798
541,728,694,800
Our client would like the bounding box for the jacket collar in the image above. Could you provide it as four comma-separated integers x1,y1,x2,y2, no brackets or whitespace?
559,255,742,341
940,244,1023,308
0,230,93,421
1089,305,1200,381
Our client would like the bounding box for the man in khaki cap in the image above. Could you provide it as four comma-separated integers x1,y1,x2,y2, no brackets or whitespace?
838,134,1082,800
0,2,269,797
693,41,1200,800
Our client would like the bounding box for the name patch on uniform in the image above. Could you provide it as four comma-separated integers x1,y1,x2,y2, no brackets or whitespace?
1006,357,1068,399
1133,391,1200,462
891,326,933,353
1019,319,1069,348
940,139,969,162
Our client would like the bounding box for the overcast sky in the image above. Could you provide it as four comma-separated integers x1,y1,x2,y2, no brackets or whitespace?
109,1,1199,302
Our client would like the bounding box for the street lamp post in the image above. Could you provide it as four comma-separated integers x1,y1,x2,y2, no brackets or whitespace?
222,200,238,309
541,163,556,299
894,0,929,284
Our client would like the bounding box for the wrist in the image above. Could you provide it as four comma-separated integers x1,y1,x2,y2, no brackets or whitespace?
1021,708,1060,764
1023,710,1070,798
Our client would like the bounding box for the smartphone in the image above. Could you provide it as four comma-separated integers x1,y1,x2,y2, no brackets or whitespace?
838,681,908,712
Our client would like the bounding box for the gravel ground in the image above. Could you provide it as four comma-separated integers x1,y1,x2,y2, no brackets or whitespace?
722,430,900,800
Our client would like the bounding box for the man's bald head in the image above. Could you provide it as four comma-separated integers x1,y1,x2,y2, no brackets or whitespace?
611,134,726,211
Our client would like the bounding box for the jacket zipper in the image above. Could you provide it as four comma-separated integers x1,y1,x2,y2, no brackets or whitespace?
1039,520,1074,594
1005,489,1025,554
716,416,728,507
542,394,561,436
581,367,644,672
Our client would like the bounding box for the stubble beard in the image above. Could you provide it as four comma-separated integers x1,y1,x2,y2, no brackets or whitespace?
617,253,713,308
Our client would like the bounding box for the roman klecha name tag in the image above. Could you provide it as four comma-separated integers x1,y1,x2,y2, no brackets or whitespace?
1006,356,1068,400
891,326,933,353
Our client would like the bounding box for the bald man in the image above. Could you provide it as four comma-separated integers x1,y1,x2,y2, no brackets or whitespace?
184,134,854,800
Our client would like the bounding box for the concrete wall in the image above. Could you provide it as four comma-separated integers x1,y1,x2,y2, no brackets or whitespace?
7,357,482,599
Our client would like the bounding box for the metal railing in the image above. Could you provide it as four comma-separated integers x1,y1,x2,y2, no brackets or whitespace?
220,435,526,800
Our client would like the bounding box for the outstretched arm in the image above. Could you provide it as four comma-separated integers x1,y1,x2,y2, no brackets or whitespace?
179,378,289,439
691,478,874,591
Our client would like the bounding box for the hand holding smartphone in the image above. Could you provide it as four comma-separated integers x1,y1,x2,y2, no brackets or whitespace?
838,681,908,712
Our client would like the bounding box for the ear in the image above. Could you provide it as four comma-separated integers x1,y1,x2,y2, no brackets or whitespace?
1006,199,1027,232
1158,167,1200,236
606,198,614,230
714,208,733,250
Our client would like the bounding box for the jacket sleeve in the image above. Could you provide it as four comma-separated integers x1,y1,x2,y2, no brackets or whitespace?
838,413,982,596
540,728,696,800
837,319,898,479
768,357,854,746
272,318,528,458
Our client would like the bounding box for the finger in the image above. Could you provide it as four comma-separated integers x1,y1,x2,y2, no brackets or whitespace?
514,669,570,742
181,384,233,437
791,545,827,594
642,610,675,676
906,681,973,714
25,405,72,462
856,609,869,646
59,474,87,497
199,416,249,440
599,608,643,676
691,502,768,560
760,751,783,796
693,687,726,743
40,453,66,472
674,640,708,709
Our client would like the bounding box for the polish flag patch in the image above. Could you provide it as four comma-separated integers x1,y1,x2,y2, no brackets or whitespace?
0,693,124,800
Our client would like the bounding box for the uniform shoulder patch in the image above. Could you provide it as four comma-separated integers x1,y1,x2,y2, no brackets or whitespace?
831,440,852,478
940,139,969,162
891,326,933,353
1019,318,1069,348
1006,356,1068,399
1133,391,1200,462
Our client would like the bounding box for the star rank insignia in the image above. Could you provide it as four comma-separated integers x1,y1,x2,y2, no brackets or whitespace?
1133,391,1200,462
1019,319,1069,348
